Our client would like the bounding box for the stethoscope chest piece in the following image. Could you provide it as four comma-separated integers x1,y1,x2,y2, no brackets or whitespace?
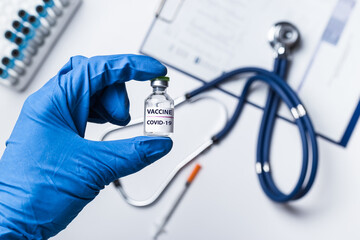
268,22,300,57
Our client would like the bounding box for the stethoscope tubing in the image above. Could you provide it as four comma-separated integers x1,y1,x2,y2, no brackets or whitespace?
185,57,318,202
105,56,318,206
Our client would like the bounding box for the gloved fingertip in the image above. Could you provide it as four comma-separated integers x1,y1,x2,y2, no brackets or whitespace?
128,55,167,79
133,136,173,164
149,59,167,77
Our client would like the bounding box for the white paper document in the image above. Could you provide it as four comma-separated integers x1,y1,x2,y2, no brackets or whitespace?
141,0,360,146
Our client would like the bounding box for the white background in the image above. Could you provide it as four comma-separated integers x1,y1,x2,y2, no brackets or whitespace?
0,0,359,239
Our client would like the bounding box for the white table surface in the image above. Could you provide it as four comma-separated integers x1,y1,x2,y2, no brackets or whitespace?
0,0,359,239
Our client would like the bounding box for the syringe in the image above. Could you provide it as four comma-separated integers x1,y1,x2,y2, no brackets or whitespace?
153,164,202,240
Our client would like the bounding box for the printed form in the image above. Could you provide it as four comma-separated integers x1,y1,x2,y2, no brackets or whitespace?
141,0,360,146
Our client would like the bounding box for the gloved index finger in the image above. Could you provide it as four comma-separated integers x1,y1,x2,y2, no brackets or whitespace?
66,54,167,96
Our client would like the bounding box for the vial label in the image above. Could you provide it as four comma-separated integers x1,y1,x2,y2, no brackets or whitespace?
145,107,174,134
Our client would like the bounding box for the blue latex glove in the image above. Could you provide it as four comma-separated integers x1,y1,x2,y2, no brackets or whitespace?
0,54,173,239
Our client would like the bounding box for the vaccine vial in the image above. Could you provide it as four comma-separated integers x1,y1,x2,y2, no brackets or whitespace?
144,76,174,137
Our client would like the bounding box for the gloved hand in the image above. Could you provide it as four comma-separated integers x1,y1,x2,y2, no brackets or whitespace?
0,54,173,239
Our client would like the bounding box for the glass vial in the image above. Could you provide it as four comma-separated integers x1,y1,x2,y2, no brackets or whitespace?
144,76,174,137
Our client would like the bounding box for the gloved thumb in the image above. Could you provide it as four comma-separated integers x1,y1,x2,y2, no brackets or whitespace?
83,136,173,187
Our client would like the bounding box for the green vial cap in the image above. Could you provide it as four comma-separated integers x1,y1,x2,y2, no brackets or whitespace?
151,76,170,82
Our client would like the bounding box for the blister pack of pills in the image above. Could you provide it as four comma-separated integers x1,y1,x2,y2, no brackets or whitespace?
0,0,82,91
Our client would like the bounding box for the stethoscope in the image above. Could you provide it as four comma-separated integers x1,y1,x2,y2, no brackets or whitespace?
99,22,318,206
